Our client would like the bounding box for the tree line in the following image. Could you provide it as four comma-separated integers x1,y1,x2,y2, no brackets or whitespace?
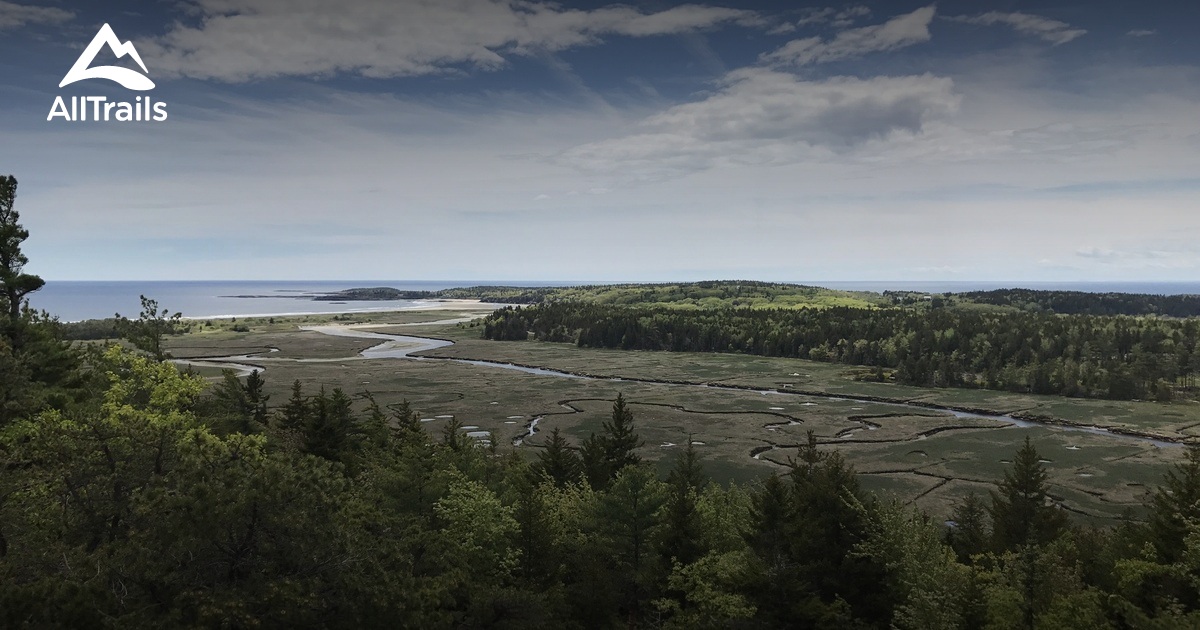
958,288,1200,317
483,303,1200,401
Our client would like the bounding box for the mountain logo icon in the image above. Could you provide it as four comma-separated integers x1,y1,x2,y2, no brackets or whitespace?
59,23,155,91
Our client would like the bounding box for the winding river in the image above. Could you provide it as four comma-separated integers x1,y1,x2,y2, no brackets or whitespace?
176,323,1182,451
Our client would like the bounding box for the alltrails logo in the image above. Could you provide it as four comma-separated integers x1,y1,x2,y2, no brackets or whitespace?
48,24,167,122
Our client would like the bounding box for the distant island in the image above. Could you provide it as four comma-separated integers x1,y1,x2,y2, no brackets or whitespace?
312,281,1200,317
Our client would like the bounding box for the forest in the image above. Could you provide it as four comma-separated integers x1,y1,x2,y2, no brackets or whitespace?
6,173,1200,628
956,289,1200,317
323,281,1200,316
482,303,1200,401
319,281,880,308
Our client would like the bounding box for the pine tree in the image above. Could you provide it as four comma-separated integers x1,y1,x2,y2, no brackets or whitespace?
1149,444,1200,563
989,436,1068,550
580,431,610,489
206,369,270,435
391,398,424,445
441,417,468,452
0,175,45,335
595,465,666,626
279,379,309,430
115,295,182,362
245,370,269,427
535,426,582,487
303,387,357,465
602,393,643,476
788,430,892,625
659,439,707,566
947,493,990,563
746,473,801,626
0,175,80,426
359,391,391,450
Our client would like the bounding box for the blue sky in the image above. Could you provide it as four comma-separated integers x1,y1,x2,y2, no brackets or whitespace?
1,0,1197,281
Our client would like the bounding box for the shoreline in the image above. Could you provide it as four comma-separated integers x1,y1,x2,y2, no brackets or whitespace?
172,299,500,322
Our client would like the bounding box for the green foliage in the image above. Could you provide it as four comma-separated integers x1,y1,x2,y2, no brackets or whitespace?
989,437,1069,551
579,394,644,491
0,175,45,328
115,295,184,361
857,501,970,630
197,368,270,435
330,280,880,310
59,317,122,340
0,175,83,427
960,288,1200,317
483,301,1200,400
658,441,708,567
535,426,583,487
1151,445,1200,563
948,493,991,563
592,464,667,624
302,386,357,464
3,346,1200,627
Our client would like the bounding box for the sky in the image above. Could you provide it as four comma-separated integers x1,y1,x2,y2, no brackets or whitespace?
1,0,1198,282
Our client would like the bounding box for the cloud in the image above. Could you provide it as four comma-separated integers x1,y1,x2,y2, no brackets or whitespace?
0,1,72,30
559,68,959,178
1127,29,1156,37
948,11,1086,46
762,5,935,67
143,0,758,81
1073,245,1200,270
787,5,870,30
827,6,871,28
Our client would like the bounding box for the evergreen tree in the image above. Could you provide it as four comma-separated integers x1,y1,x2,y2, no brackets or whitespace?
245,369,268,426
0,175,82,427
278,379,309,430
788,430,892,626
115,295,183,362
0,175,44,335
204,369,270,435
745,472,803,626
441,417,469,452
390,398,425,445
580,431,611,490
659,439,708,567
603,393,643,476
990,436,1068,550
535,426,582,487
947,493,990,563
359,391,391,450
1149,444,1200,563
594,465,666,626
302,387,357,466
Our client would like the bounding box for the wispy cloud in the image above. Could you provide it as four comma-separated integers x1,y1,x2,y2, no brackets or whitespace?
948,11,1086,46
762,5,935,67
1074,244,1200,270
559,68,959,179
775,5,871,32
0,0,72,30
1127,29,1156,37
143,0,759,82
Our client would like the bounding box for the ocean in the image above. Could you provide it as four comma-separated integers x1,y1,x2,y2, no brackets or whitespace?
27,280,1200,323
28,281,471,322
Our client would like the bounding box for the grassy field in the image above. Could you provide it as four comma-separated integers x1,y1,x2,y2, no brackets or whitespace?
163,310,1190,523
